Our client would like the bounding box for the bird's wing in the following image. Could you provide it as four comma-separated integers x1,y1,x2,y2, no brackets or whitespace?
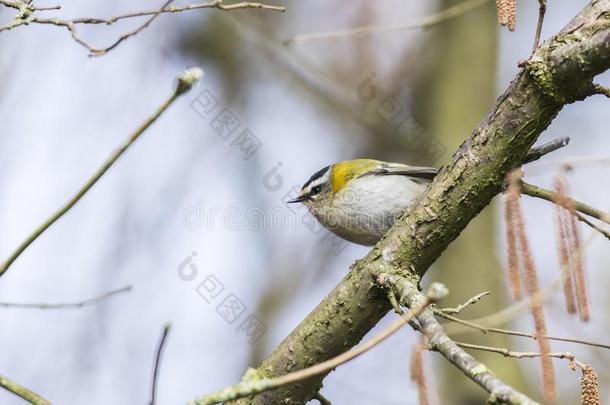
360,162,438,181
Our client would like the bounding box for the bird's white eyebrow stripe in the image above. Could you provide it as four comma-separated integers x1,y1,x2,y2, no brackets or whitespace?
302,165,330,189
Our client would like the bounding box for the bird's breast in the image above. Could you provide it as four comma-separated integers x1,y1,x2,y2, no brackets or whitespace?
311,175,428,246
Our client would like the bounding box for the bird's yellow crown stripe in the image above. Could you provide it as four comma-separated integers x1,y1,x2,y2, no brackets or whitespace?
330,159,381,194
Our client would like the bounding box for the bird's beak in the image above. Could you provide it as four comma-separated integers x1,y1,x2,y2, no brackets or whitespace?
287,194,308,203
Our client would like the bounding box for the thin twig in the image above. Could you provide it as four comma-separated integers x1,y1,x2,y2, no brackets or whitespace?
376,274,537,405
438,291,490,314
312,392,332,405
0,285,132,309
592,83,610,98
532,0,547,52
150,323,172,405
0,68,203,278
455,342,587,369
89,0,175,57
520,181,610,225
286,0,490,44
437,311,610,350
522,136,570,164
0,0,58,12
187,284,444,405
0,1,285,54
444,232,597,337
576,213,610,240
0,373,52,405
70,0,285,23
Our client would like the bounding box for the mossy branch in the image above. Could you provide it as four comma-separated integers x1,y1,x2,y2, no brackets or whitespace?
205,2,610,403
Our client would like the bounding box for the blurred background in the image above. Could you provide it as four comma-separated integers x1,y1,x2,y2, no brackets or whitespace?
0,0,609,404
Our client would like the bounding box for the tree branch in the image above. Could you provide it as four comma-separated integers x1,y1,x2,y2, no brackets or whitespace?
0,285,131,309
437,310,610,351
455,342,586,369
0,1,285,55
150,323,172,405
0,373,51,405
189,283,445,405
377,274,537,405
532,0,547,51
286,0,490,44
592,83,610,98
438,291,490,314
523,136,570,164
0,67,203,278
216,2,610,403
520,181,610,225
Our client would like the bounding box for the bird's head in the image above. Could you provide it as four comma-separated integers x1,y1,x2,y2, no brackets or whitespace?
287,159,381,210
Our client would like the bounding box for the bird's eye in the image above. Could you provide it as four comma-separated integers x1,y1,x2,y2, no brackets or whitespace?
311,185,322,195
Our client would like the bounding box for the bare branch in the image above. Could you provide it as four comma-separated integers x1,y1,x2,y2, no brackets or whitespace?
532,0,547,51
438,291,490,315
0,285,132,309
437,310,610,351
0,373,52,405
376,274,537,405
454,342,587,369
150,323,172,405
312,392,332,405
88,0,175,57
0,67,203,278
520,181,610,226
523,136,570,164
70,0,285,24
286,0,490,44
575,213,610,240
187,283,445,405
592,83,610,98
0,1,285,55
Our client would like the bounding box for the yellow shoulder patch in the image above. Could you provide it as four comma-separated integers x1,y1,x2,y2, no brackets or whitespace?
330,159,381,194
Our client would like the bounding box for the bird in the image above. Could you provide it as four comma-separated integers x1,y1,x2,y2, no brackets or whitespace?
287,159,437,246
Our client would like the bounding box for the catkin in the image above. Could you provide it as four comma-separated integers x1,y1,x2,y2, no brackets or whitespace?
553,174,590,321
410,339,430,405
505,187,523,301
507,170,556,402
580,366,600,405
496,0,516,31
554,177,577,314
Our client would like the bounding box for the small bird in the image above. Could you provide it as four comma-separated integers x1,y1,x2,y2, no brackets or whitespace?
287,159,438,246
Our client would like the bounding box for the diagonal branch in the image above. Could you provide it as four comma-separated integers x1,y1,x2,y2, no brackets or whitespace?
377,274,537,405
286,0,490,44
87,0,175,57
0,373,51,405
0,68,203,279
189,283,444,405
215,2,610,404
0,285,132,309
